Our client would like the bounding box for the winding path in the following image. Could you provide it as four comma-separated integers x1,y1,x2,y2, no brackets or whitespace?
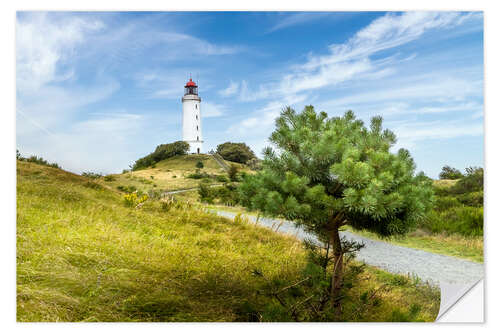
213,210,483,286
164,187,483,286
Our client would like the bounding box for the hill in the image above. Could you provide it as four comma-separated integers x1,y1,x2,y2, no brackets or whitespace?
102,154,251,194
17,160,439,322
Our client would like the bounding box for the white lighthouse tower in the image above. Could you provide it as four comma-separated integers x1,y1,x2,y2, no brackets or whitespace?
182,78,203,154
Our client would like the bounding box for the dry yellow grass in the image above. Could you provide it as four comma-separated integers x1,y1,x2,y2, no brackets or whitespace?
101,154,251,193
17,160,440,322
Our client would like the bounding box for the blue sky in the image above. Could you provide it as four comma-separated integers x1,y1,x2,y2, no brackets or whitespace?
16,11,483,178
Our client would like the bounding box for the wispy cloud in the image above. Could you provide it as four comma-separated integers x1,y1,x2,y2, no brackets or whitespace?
267,12,333,32
202,102,225,118
232,12,481,134
218,81,239,97
16,12,104,92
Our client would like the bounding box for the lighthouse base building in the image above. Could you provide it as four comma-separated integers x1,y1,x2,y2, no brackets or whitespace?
182,78,203,154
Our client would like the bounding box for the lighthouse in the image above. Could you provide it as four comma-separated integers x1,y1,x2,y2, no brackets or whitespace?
182,78,203,154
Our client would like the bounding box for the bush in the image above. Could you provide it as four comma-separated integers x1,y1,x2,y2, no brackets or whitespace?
196,161,204,169
19,152,61,169
216,142,256,164
246,157,262,171
82,171,102,179
187,171,206,179
216,174,229,183
216,183,240,206
132,141,190,170
439,165,463,180
198,182,215,203
103,175,116,182
228,165,239,182
456,191,483,207
117,185,137,193
450,167,483,194
421,206,483,236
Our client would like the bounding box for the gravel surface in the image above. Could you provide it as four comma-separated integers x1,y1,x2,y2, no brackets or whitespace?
213,210,484,286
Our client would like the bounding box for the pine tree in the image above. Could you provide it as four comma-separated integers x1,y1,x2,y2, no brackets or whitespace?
238,106,434,316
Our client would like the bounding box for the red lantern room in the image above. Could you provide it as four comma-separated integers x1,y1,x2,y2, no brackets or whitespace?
184,78,198,95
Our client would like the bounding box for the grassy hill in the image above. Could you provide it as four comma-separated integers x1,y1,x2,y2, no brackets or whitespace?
17,160,439,322
102,154,249,194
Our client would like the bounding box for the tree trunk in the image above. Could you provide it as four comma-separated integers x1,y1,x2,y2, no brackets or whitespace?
330,225,343,318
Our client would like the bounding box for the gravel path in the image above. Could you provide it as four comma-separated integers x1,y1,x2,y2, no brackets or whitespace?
213,210,484,286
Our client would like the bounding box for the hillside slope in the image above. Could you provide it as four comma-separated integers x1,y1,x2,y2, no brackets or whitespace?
17,161,439,322
106,154,249,193
17,160,303,321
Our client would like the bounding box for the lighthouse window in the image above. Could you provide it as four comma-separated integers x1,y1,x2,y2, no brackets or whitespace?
196,115,198,120
197,136,199,141
196,125,199,131
195,104,198,109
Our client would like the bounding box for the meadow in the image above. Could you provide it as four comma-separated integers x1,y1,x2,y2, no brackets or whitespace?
17,160,439,321
102,154,249,194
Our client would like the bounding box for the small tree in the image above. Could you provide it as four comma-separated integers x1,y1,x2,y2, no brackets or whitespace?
228,164,239,182
216,142,256,164
196,160,204,169
439,165,463,180
239,106,434,316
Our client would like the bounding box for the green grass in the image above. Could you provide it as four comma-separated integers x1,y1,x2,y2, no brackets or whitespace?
17,160,439,322
345,227,483,263
102,154,250,194
206,204,483,263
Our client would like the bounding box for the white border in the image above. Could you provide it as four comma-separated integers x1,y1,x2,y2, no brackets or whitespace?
3,0,498,331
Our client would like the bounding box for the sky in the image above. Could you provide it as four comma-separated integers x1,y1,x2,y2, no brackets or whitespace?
16,11,484,178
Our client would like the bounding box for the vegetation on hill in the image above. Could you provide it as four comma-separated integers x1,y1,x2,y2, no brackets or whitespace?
238,106,434,317
422,167,483,237
17,160,439,321
16,149,60,169
132,141,189,171
106,154,248,194
216,142,256,164
438,165,463,180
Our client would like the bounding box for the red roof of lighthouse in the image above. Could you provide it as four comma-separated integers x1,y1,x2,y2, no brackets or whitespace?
185,78,197,87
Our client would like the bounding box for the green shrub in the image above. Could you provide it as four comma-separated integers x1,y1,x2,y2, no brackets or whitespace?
216,142,256,164
84,181,103,190
228,165,239,182
187,170,210,179
422,206,483,236
82,171,102,179
246,157,262,171
451,167,483,194
104,175,116,182
216,174,229,183
116,185,137,193
198,182,215,203
456,191,483,207
132,141,189,170
439,165,463,180
216,183,240,206
20,152,61,169
434,196,461,212
196,161,204,169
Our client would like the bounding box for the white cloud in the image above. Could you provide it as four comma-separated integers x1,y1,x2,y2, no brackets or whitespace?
202,102,225,118
229,11,482,148
16,12,104,92
390,119,483,151
18,112,147,174
159,32,241,56
319,73,482,112
268,12,333,32
218,81,239,97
